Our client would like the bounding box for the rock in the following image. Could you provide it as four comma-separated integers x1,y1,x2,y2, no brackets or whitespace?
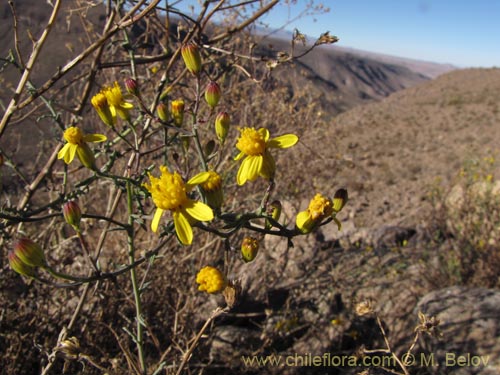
416,286,500,374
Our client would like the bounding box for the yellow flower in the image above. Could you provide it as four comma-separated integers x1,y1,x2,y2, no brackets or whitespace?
235,127,298,185
57,126,107,169
91,92,114,127
144,166,214,245
103,81,134,122
196,266,226,294
296,193,334,233
171,99,185,127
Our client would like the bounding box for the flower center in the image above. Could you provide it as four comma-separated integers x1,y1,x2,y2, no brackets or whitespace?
308,193,333,220
63,127,84,145
103,82,124,107
201,171,222,192
146,167,188,211
236,128,266,156
91,92,108,109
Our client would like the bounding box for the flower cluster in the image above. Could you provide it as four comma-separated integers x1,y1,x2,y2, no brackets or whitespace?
92,81,134,126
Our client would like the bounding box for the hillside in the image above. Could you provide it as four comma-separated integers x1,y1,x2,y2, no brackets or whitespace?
287,68,500,236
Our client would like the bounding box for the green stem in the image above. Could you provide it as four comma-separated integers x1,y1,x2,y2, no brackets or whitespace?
126,180,146,374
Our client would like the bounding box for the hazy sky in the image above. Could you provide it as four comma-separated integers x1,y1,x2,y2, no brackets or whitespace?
173,0,500,67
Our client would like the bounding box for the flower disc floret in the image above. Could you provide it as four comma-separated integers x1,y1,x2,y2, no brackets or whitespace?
234,127,298,185
144,167,214,245
64,127,84,145
196,266,226,294
102,81,134,121
201,171,222,192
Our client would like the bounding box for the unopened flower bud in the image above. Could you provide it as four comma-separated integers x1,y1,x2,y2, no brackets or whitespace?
266,200,282,229
8,251,35,277
63,201,82,231
205,81,221,108
215,111,230,144
56,337,81,359
124,78,139,96
241,237,259,263
76,142,96,170
157,102,169,122
181,43,202,75
333,188,348,213
171,99,185,127
13,238,46,268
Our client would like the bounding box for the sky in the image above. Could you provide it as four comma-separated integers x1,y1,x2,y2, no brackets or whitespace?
172,0,500,68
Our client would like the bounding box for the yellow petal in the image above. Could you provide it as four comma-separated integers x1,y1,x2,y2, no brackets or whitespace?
83,134,107,143
236,159,248,186
66,144,78,164
258,128,270,142
296,210,312,231
173,210,193,245
267,134,299,149
246,155,263,181
184,200,214,222
109,105,117,119
186,171,211,191
57,143,71,161
120,102,134,109
151,208,164,233
234,151,245,161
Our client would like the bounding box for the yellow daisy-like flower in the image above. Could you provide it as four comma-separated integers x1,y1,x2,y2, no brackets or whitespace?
200,170,224,209
296,193,334,233
102,81,134,122
196,266,226,294
57,126,107,169
235,127,298,185
143,166,214,245
91,92,114,127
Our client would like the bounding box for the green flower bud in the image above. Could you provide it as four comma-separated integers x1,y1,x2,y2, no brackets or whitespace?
181,43,202,75
241,237,259,263
205,81,221,108
266,200,282,229
63,201,82,231
8,250,35,277
215,111,230,144
157,102,169,123
333,188,348,213
13,238,46,268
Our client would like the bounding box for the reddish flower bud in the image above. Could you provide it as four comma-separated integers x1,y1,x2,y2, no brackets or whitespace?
204,81,221,108
124,78,139,96
63,201,82,231
13,238,46,268
8,250,35,277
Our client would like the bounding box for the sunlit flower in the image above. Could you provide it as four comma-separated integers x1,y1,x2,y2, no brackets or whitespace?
143,166,214,245
235,127,298,185
103,81,134,122
196,266,226,294
296,193,333,233
57,126,107,169
91,92,114,127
